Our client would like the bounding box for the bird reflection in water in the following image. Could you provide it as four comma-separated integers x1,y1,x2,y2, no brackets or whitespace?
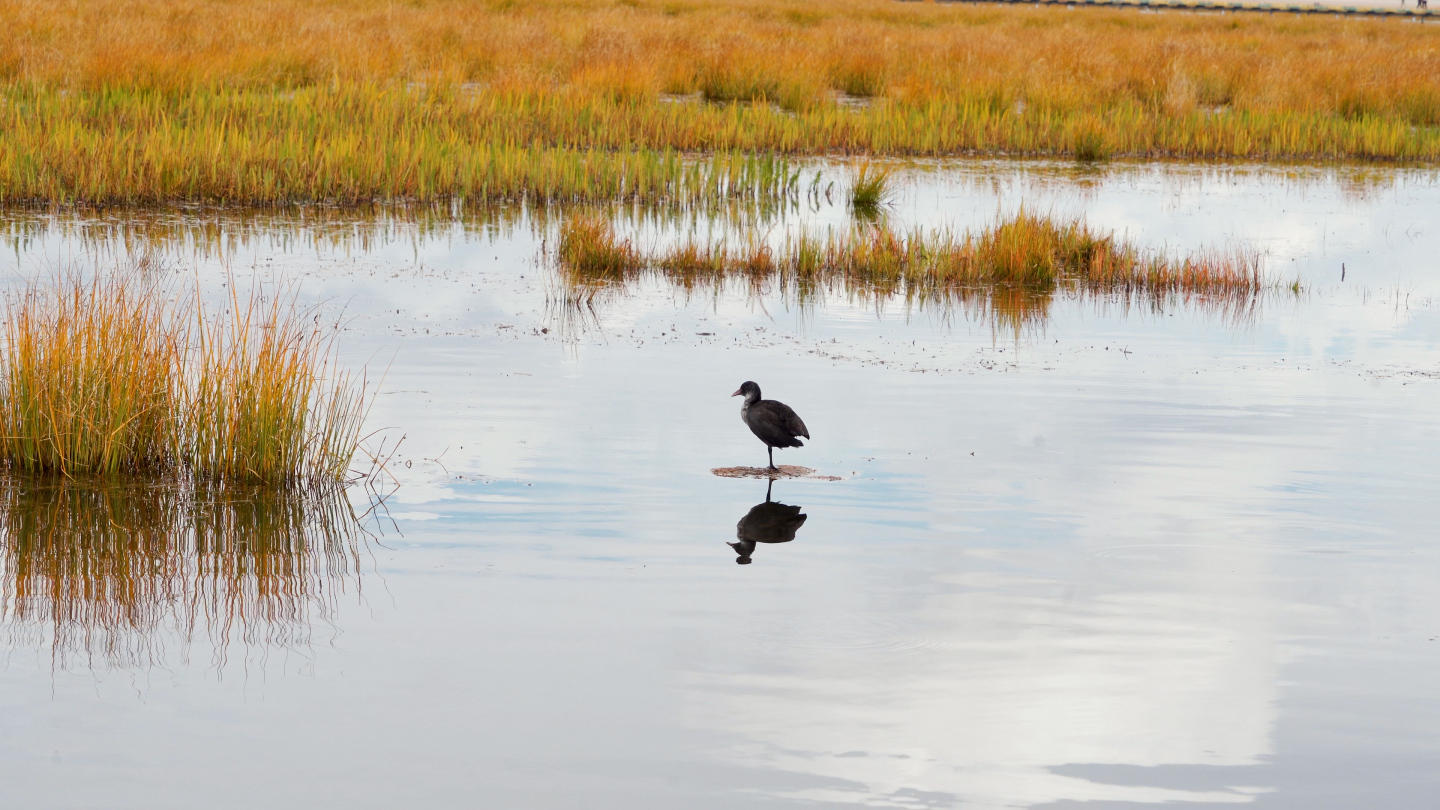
730,479,807,565
0,477,370,671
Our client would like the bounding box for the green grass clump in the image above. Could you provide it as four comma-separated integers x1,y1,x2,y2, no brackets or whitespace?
0,271,367,485
849,163,895,219
1072,127,1113,163
557,217,645,282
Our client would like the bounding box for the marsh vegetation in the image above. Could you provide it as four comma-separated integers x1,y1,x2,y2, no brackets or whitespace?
1,0,1438,207
555,211,1272,330
849,163,896,220
0,270,368,485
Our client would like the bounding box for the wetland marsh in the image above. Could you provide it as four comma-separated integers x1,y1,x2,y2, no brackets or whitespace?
6,0,1440,803
1,159,1438,807
6,0,1440,209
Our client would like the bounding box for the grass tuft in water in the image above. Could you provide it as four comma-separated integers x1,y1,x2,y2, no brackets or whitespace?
0,271,368,485
0,274,176,478
557,217,645,283
849,163,896,220
181,283,368,484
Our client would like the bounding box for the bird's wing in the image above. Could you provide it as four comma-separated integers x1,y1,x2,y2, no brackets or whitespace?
773,402,809,439
790,412,810,439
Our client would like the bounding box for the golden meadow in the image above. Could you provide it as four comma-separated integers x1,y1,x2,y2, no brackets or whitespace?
2,0,1440,206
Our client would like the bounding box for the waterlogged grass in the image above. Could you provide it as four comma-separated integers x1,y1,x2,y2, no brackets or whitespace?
184,283,367,484
557,217,646,281
0,271,367,485
556,212,1271,330
849,163,896,219
1,0,1439,206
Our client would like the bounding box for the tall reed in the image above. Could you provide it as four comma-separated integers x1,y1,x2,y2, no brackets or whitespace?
0,270,367,485
182,285,366,484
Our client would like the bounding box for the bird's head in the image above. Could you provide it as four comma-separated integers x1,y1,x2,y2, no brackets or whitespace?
732,381,761,401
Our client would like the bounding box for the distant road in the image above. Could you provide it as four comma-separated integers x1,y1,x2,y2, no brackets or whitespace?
923,0,1439,17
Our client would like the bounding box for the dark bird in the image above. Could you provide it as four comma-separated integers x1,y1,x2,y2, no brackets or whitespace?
729,480,807,565
732,381,809,470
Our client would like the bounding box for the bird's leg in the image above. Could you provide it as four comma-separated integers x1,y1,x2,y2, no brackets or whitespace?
767,446,777,471
765,478,773,502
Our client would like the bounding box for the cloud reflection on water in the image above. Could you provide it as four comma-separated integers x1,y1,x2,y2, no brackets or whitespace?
684,556,1280,806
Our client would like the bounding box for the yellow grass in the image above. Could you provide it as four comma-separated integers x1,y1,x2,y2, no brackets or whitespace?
0,476,365,669
0,272,176,475
0,270,367,484
557,217,646,281
0,0,1438,205
183,284,368,483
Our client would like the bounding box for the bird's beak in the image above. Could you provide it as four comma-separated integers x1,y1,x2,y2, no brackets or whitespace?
731,388,742,397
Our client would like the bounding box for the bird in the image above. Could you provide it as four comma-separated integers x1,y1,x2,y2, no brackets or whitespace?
729,479,807,565
732,380,809,471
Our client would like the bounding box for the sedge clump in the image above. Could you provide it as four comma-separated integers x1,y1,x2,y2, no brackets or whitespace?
0,271,369,486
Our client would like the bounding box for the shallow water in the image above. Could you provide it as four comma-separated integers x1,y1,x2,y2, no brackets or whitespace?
2,160,1439,808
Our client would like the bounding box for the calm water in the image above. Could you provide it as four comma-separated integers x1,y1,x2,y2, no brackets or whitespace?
2,161,1439,808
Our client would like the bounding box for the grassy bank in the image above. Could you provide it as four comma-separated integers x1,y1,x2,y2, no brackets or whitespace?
0,272,367,484
0,0,1438,206
556,212,1271,329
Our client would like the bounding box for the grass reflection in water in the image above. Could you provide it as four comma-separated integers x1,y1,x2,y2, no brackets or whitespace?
0,477,370,671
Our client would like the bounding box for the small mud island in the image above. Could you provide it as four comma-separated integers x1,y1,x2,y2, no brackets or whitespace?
713,465,843,481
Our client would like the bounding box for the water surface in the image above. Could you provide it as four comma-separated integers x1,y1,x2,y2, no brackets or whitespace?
2,160,1439,808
